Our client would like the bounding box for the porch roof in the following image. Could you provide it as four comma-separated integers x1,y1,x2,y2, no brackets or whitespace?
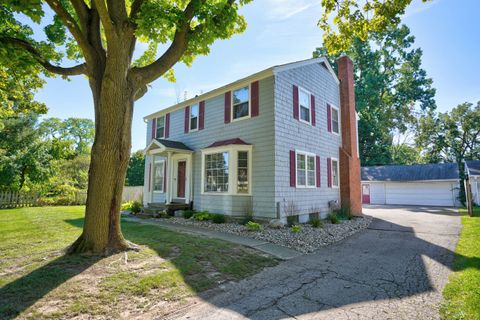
205,138,250,149
144,138,193,154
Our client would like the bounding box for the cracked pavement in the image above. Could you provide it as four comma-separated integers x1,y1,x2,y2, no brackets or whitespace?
166,206,461,320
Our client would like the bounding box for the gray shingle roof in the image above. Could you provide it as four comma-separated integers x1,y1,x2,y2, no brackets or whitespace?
361,163,459,182
466,160,480,176
155,139,193,151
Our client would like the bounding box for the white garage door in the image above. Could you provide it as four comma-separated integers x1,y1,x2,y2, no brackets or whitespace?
385,182,456,207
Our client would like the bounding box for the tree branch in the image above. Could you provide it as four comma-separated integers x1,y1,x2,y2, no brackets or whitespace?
107,0,128,26
129,0,144,20
1,36,87,76
93,0,115,36
70,0,90,32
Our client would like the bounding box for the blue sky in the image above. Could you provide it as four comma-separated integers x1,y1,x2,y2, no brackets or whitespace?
34,0,480,151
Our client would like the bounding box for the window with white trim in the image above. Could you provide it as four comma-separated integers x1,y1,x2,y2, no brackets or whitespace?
331,158,339,187
153,158,165,192
156,116,165,138
190,104,199,131
204,152,229,192
237,151,249,193
299,88,311,123
331,106,340,134
296,151,316,187
232,86,249,120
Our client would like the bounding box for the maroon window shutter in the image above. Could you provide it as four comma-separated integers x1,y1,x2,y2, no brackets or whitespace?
148,163,152,192
163,160,167,192
251,81,259,117
151,118,157,139
327,104,332,132
311,95,316,126
165,113,170,138
327,158,332,188
224,91,231,124
316,155,321,187
199,101,205,130
289,150,296,187
293,85,299,120
184,106,190,133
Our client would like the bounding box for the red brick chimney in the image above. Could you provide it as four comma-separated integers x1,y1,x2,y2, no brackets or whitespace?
337,56,362,215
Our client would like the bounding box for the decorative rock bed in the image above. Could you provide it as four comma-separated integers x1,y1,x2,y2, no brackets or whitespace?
163,215,372,254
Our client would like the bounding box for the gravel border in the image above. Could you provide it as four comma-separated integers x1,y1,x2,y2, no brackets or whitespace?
161,216,372,253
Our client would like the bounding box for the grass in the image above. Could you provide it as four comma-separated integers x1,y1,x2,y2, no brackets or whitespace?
0,206,278,319
441,206,480,320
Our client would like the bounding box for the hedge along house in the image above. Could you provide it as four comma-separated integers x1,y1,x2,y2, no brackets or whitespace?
143,56,362,222
465,160,480,205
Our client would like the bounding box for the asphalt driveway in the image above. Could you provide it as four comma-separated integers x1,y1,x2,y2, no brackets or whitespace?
167,206,461,320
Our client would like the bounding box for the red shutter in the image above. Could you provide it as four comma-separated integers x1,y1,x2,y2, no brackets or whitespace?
327,157,332,188
251,81,259,117
165,113,170,138
184,106,190,133
199,101,205,130
311,95,316,126
151,118,157,139
148,163,152,192
327,104,332,132
224,91,231,124
316,155,321,187
293,85,299,120
163,160,167,192
289,150,296,187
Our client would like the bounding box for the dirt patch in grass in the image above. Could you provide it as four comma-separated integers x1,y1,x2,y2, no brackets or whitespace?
0,206,278,319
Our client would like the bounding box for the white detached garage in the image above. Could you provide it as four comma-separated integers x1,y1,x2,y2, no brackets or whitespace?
361,163,460,207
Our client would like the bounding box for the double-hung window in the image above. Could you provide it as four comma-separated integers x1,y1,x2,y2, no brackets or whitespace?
331,158,339,187
190,104,199,131
153,157,165,192
331,105,340,134
299,88,311,124
204,152,229,192
156,116,165,138
232,86,249,120
296,151,316,187
237,151,249,193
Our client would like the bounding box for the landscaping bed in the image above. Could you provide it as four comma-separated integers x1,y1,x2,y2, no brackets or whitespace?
160,214,372,254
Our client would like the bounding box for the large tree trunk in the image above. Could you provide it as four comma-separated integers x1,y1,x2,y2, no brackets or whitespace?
69,49,137,254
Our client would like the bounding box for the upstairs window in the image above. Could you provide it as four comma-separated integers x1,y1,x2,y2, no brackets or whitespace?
156,116,165,138
331,106,340,134
299,88,311,124
232,86,250,120
190,104,199,131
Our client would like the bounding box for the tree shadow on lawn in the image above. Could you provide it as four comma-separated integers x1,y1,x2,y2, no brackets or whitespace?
0,216,276,319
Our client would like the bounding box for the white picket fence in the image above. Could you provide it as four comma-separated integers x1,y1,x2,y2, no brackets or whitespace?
0,191,39,208
122,186,143,202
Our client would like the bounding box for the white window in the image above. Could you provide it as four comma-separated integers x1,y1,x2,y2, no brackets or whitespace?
331,105,340,134
299,88,311,124
296,151,316,188
232,86,250,120
190,104,199,131
156,116,165,138
331,158,339,188
204,152,229,192
237,151,249,193
153,158,165,192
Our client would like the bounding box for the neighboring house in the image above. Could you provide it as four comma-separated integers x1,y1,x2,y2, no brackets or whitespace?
143,56,361,222
361,163,460,207
465,160,480,205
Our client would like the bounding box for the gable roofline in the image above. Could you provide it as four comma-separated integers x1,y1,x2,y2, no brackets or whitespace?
143,57,338,121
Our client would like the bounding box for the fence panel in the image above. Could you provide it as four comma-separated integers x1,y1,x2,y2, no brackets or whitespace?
0,191,39,208
122,186,143,202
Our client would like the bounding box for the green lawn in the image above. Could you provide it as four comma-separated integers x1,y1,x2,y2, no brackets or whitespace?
441,206,480,320
0,206,278,319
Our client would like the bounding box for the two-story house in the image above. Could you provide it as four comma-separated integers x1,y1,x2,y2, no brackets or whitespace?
143,56,361,222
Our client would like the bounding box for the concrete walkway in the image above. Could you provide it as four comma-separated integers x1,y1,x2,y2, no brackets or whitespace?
123,215,301,260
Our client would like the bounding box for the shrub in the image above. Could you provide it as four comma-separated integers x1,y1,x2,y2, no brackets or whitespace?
193,211,211,221
245,221,262,231
336,202,353,220
327,213,339,224
309,218,323,228
291,224,301,233
286,215,299,227
121,200,142,214
182,210,195,219
212,213,226,224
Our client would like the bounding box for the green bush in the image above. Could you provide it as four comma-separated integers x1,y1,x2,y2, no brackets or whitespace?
336,202,353,220
121,200,142,214
327,213,339,224
182,210,195,219
245,221,262,231
193,211,211,221
309,218,323,228
291,224,301,233
286,215,298,227
211,213,226,224
37,196,76,206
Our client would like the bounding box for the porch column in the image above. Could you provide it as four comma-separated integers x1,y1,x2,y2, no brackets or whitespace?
166,151,172,204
